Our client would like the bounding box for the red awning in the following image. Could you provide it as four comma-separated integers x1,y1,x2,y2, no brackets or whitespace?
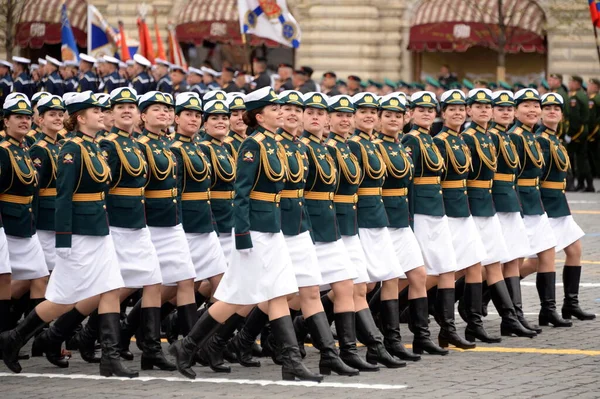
176,0,279,47
409,0,546,53
16,0,87,49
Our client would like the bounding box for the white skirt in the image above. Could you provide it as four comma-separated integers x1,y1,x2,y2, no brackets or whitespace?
46,235,124,304
472,215,510,266
36,230,56,271
218,231,233,263
496,212,531,262
523,213,557,256
549,215,585,253
214,231,298,305
284,231,322,287
447,216,487,271
6,234,49,281
186,231,228,282
388,227,425,274
0,228,10,275
413,214,457,276
359,227,405,281
148,224,196,286
341,235,370,284
316,239,358,287
110,226,162,288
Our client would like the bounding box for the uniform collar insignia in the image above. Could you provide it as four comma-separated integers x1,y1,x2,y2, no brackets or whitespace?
417,126,429,135
331,132,346,143
176,134,191,142
76,131,95,142
43,134,56,144
474,124,487,134
356,130,371,141
210,137,222,146
7,136,22,147
381,135,396,143
280,130,295,142
117,130,130,138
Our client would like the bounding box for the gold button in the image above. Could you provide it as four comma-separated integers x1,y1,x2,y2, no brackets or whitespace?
207,200,211,204
231,203,234,207
512,185,515,189
298,202,302,206
353,205,356,209
173,199,177,203
34,183,37,187
488,189,492,193
562,190,565,193
276,204,280,207
405,198,408,202
536,187,539,190
283,179,287,183
141,200,145,204
380,199,383,202
464,190,467,194
28,208,32,212
103,205,106,209
439,190,443,194
329,205,333,209
143,174,147,178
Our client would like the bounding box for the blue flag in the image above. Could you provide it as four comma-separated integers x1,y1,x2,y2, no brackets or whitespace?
87,5,120,58
61,3,79,61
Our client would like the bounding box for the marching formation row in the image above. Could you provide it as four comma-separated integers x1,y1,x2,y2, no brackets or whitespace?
0,83,594,383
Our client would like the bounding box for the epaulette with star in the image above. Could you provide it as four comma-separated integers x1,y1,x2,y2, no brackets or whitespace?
512,127,523,135
137,136,150,144
437,132,448,140
223,136,234,144
326,138,337,147
300,137,310,145
408,131,420,137
372,138,383,144
464,128,477,136
252,132,265,142
104,133,119,141
27,130,37,137
171,141,183,148
349,136,361,142
37,140,48,148
275,135,283,142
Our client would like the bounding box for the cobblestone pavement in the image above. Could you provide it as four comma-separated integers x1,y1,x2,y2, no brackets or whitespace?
2,191,600,399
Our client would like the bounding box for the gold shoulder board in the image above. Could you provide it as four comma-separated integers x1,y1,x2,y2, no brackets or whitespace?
253,133,265,142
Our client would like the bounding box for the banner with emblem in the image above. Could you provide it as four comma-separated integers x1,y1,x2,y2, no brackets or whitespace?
237,0,301,48
61,3,80,62
87,5,118,58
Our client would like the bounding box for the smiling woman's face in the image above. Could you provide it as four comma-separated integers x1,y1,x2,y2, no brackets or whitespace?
142,104,170,132
354,107,378,132
204,114,230,140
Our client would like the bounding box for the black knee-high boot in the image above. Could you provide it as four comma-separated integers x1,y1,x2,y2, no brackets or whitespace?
505,276,542,333
537,272,572,327
140,307,176,371
69,311,101,363
562,266,596,320
464,283,501,343
119,301,142,360
334,312,379,371
397,286,410,323
0,300,10,333
271,315,323,382
380,299,420,361
427,286,438,321
355,309,406,368
436,288,476,349
99,313,138,378
408,298,448,355
488,280,536,338
227,307,267,367
32,308,87,368
368,286,381,321
197,314,243,373
0,309,46,373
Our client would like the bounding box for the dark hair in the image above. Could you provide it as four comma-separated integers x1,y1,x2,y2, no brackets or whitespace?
242,108,262,130
203,112,229,123
64,112,81,132
377,109,405,118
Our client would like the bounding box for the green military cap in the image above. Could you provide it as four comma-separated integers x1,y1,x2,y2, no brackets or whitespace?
352,92,379,108
336,79,347,87
64,91,103,114
440,89,466,106
359,81,368,89
462,78,474,90
549,73,563,80
449,82,463,90
31,91,51,107
540,78,550,90
379,93,406,113
347,75,361,83
203,99,230,116
540,92,564,109
589,78,600,86
109,87,137,106
488,82,498,90
583,81,588,91
513,82,526,90
491,90,515,107
203,90,227,102
384,78,396,89
137,90,172,112
571,75,583,85
528,83,537,89
4,92,29,104
367,79,382,89
226,92,246,111
498,80,512,90
95,93,111,109
397,80,410,89
2,94,32,116
243,86,282,112
425,76,441,89
409,90,437,108
278,90,304,108
413,82,425,91
303,91,329,109
514,88,541,105
467,88,493,105
474,79,488,87
163,93,174,107
327,94,355,113
175,92,202,115
36,95,65,114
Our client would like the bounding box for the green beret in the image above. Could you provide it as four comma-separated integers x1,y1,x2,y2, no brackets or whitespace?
302,92,328,109
384,78,396,89
279,90,305,108
425,76,441,88
397,80,410,88
462,79,474,90
413,82,425,91
571,75,583,85
175,92,202,115
540,78,550,90
336,79,347,87
243,86,282,112
513,82,526,90
327,95,355,113
589,78,600,87
448,82,463,90
498,81,512,90
488,82,498,90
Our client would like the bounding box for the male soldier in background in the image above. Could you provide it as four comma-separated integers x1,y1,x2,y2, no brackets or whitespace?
277,63,294,92
251,57,270,91
221,67,240,93
567,76,593,192
322,71,340,96
587,78,600,180
347,75,362,96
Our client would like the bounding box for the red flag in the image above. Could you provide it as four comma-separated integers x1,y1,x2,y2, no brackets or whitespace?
153,10,167,60
590,0,600,28
167,24,187,69
137,17,155,64
118,21,131,61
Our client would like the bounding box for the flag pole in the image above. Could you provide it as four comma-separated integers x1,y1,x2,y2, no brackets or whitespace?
242,33,251,72
593,23,600,67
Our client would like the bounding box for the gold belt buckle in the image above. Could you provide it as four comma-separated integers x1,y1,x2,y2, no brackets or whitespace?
275,193,281,203
353,193,358,203
329,192,334,200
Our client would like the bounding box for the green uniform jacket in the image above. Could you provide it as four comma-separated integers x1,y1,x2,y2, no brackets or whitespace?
555,86,570,139
301,131,338,242
509,121,545,216
376,133,414,228
568,88,590,142
348,130,389,228
223,131,245,163
536,125,571,218
30,133,60,231
99,128,148,229
489,122,522,213
199,134,236,234
278,129,311,237
588,92,600,143
433,126,471,218
0,135,37,237
137,130,181,227
25,127,42,147
326,132,361,236
234,127,286,250
55,133,111,248
171,133,215,234
401,126,445,217
463,124,497,217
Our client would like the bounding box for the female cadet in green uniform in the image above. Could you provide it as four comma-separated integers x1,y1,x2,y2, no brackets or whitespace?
168,87,322,382
223,92,248,161
509,88,570,328
528,93,594,321
1,92,136,378
463,89,535,340
376,93,445,357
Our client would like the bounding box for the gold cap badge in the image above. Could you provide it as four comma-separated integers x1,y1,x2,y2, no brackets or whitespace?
215,102,224,110
500,94,509,102
340,98,349,107
216,93,225,100
364,96,373,103
423,95,431,103
190,99,199,106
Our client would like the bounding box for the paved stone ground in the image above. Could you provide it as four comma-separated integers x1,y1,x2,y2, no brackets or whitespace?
2,191,600,399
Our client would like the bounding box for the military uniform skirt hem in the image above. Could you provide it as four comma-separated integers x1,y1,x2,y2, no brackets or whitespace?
110,226,162,288
148,224,196,286
285,231,322,287
316,239,357,290
218,231,233,263
496,212,531,262
186,231,228,282
358,227,405,281
6,234,49,281
214,231,298,305
388,227,425,274
413,214,457,276
472,215,510,266
46,235,124,305
447,216,487,271
341,235,370,284
523,213,557,257
548,215,584,253
0,228,10,275
36,230,56,271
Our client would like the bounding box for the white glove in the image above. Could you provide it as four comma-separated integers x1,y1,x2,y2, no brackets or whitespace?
56,248,72,259
564,135,572,144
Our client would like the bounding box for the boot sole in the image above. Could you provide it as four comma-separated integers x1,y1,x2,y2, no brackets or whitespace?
282,371,323,382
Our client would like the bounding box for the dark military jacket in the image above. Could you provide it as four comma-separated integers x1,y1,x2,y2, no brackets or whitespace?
156,75,172,94
64,77,78,93
489,122,522,213
588,92,600,143
0,135,37,237
536,125,571,218
568,88,590,142
55,132,111,247
101,71,127,94
79,70,99,92
233,127,286,249
223,130,246,162
463,123,497,217
433,126,471,218
509,121,545,216
99,127,148,229
132,71,155,96
30,133,60,231
376,133,414,228
0,74,12,108
13,72,36,99
43,71,64,96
